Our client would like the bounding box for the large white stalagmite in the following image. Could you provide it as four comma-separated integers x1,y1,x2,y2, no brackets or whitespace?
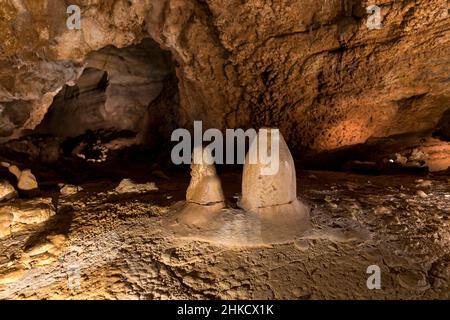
239,129,308,218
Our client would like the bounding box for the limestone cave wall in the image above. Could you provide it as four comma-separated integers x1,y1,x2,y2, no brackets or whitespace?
0,0,449,157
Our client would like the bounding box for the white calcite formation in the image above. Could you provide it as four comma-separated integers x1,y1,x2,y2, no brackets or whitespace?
239,129,308,217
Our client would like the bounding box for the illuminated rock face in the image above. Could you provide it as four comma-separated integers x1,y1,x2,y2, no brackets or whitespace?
0,198,55,238
1,0,449,159
239,130,307,217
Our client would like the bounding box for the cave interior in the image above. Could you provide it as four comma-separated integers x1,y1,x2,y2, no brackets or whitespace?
0,0,449,300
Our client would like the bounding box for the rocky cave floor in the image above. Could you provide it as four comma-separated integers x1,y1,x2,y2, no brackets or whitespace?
0,162,449,300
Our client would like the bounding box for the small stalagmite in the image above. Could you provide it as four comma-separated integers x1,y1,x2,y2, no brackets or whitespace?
176,146,225,226
239,129,308,218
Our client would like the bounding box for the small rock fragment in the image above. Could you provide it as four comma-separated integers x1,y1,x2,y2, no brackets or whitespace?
0,211,13,238
415,180,432,188
115,179,158,194
374,206,391,215
416,190,428,198
60,184,83,196
0,180,17,202
7,165,21,179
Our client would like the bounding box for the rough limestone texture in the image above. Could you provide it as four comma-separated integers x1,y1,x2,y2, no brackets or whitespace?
0,198,55,238
0,211,13,238
36,38,175,139
0,0,448,158
16,169,38,192
239,130,308,217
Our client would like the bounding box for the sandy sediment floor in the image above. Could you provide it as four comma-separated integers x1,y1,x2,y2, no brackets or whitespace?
0,171,449,299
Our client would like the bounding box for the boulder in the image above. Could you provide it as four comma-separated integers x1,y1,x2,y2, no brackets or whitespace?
3,164,39,193
60,184,83,196
0,198,55,230
17,169,39,192
172,147,225,227
7,165,21,180
0,180,17,202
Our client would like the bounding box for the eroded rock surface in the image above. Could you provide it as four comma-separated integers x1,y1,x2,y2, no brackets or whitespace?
186,149,225,206
0,180,16,202
0,198,55,238
0,0,448,159
36,38,176,140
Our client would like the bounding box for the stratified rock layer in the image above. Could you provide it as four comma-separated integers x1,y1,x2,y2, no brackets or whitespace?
0,198,55,238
